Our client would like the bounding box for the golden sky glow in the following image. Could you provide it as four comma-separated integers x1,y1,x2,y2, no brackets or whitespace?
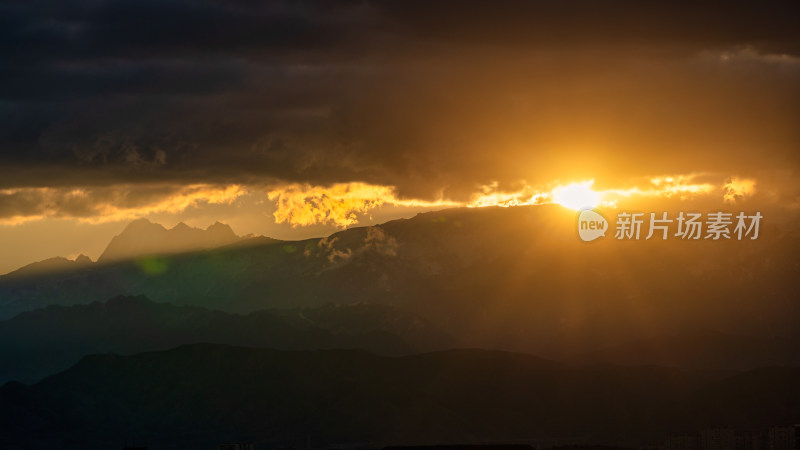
0,184,245,226
1,1,798,276
0,170,785,275
0,174,762,229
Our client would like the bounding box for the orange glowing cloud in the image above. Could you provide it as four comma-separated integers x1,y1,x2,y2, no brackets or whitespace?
0,184,245,226
267,182,459,228
0,174,762,229
603,175,714,200
467,182,550,208
723,177,756,204
467,174,745,212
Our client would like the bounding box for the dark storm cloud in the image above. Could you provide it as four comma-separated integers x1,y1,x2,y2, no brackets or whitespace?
382,2,800,53
1,0,799,200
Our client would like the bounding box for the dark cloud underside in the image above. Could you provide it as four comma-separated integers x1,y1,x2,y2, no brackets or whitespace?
1,0,798,200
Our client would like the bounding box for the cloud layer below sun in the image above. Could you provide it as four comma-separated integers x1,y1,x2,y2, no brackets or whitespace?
0,184,245,226
0,173,769,229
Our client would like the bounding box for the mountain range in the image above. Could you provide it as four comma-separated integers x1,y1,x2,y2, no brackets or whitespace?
3,218,265,279
98,219,253,262
0,205,798,369
4,254,93,278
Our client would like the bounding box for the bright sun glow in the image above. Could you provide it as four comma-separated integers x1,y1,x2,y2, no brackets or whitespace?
552,180,601,210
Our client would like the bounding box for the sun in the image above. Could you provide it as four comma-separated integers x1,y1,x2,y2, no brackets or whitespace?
552,180,601,210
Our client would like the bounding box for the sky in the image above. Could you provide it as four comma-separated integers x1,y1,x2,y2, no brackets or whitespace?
1,1,799,273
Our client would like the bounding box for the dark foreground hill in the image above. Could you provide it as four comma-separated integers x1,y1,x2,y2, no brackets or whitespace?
1,344,798,450
0,296,451,384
